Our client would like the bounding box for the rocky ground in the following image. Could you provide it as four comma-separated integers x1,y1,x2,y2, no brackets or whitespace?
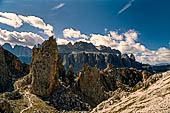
91,71,170,113
0,36,169,113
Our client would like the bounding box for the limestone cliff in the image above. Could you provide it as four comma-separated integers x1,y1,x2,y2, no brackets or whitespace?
59,42,153,73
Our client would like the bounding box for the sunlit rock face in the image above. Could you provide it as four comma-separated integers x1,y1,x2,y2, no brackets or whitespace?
29,36,65,97
0,47,29,93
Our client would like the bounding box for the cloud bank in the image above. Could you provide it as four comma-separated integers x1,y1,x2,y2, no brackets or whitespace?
0,29,44,48
0,12,54,37
0,12,54,47
58,28,170,65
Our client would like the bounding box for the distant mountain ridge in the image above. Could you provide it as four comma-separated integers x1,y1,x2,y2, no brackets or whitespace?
152,64,170,73
2,43,32,64
2,41,153,73
58,41,153,73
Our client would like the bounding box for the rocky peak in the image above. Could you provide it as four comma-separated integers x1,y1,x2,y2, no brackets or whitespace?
2,43,13,53
96,45,120,55
73,41,99,52
130,53,135,61
74,64,107,107
66,64,74,87
29,36,65,97
121,54,131,67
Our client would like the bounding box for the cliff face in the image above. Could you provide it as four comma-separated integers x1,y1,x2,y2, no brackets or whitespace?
74,64,107,107
58,42,152,73
0,47,29,93
61,52,152,73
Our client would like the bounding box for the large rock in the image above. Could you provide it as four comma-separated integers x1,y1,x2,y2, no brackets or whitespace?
74,64,108,107
29,36,65,97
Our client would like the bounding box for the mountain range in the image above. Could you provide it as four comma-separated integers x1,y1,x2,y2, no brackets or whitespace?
2,41,153,73
0,36,169,113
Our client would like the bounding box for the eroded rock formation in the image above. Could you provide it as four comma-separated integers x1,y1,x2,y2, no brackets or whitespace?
74,64,108,107
29,36,65,97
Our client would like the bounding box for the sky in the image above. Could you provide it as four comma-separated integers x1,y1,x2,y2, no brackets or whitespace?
0,0,170,65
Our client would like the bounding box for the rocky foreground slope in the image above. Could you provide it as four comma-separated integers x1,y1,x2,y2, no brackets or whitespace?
92,71,170,113
0,36,169,113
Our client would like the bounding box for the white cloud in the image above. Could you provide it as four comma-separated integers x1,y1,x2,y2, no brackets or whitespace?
90,34,118,47
59,28,170,65
0,12,54,37
136,48,170,65
124,29,138,44
63,28,88,39
57,38,70,45
18,15,54,36
109,31,123,40
52,3,65,10
0,12,23,28
118,0,135,15
0,29,44,48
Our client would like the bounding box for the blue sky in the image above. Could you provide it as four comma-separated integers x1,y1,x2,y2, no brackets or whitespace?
0,0,170,64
